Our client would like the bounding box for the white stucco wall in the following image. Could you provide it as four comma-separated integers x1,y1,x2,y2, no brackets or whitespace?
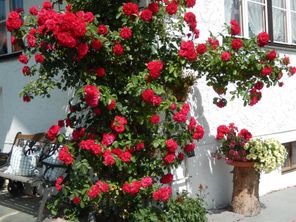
172,0,296,209
1,0,295,211
0,57,70,153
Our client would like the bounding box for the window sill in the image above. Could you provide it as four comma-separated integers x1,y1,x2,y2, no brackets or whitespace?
0,51,21,61
282,166,296,174
266,42,296,53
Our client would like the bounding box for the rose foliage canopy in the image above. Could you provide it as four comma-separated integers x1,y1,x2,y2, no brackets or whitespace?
6,0,294,220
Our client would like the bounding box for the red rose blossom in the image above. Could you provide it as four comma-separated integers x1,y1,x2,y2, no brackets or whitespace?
231,39,243,50
254,81,264,90
184,143,195,153
141,177,153,188
141,9,153,22
58,146,73,165
147,60,163,79
22,66,31,76
163,153,175,164
196,43,207,55
166,139,178,153
150,115,160,124
91,39,103,51
84,85,100,107
111,116,128,133
193,125,205,140
238,129,252,141
230,20,240,35
42,1,52,9
166,2,178,15
267,50,276,61
77,43,89,60
98,25,108,35
221,52,231,61
186,0,196,7
29,6,38,15
160,173,173,184
136,142,145,151
148,3,159,14
113,43,124,56
153,186,172,202
55,176,63,191
257,32,269,47
178,41,197,61
178,152,185,161
47,125,60,141
96,67,105,77
142,89,155,102
123,2,139,16
101,133,116,146
261,66,273,76
290,67,296,75
35,53,44,63
6,11,22,32
107,99,116,110
120,27,133,40
72,196,80,204
18,54,28,64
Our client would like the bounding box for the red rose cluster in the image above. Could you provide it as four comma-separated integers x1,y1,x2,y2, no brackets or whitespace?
216,123,252,161
46,125,60,141
84,85,100,107
79,139,102,155
58,146,74,165
88,180,109,199
122,177,153,195
147,60,163,79
152,186,172,202
111,116,128,133
142,88,162,106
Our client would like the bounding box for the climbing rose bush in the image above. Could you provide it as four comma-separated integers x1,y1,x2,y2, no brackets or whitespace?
7,0,206,220
194,20,295,107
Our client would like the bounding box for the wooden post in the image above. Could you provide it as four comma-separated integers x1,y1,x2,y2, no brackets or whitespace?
231,166,261,216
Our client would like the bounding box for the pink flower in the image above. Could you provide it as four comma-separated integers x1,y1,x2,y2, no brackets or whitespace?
141,177,153,188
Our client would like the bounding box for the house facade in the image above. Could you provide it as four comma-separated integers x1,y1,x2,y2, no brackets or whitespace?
0,0,296,210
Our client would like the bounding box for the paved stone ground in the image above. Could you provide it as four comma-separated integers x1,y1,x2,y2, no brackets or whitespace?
0,189,66,222
207,186,296,222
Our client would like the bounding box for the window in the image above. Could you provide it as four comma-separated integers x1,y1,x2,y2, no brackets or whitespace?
282,141,296,173
0,0,23,56
225,0,296,47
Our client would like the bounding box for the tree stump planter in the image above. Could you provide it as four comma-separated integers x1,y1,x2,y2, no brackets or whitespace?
228,161,261,216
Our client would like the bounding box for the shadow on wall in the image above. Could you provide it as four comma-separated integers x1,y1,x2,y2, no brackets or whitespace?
173,85,233,209
0,58,70,152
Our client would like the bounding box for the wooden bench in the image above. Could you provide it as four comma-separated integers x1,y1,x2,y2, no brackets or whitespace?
0,132,65,222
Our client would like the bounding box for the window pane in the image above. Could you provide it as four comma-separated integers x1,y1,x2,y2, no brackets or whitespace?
0,22,7,55
250,0,265,3
11,0,23,11
248,2,266,37
291,12,296,43
291,0,296,11
272,8,286,42
272,0,285,8
0,0,5,21
292,142,296,166
224,0,241,25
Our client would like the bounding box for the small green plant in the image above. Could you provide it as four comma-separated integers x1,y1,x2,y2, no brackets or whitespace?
131,191,207,222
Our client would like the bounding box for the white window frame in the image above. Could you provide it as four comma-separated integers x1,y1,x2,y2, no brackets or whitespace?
241,0,268,38
0,0,23,56
226,0,296,47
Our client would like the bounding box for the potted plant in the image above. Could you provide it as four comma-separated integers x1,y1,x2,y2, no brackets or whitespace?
215,123,287,216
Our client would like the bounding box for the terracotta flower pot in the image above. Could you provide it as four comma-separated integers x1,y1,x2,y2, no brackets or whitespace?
227,161,261,216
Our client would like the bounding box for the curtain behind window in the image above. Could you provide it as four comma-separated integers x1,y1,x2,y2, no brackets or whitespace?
248,2,265,37
224,0,241,25
11,0,23,11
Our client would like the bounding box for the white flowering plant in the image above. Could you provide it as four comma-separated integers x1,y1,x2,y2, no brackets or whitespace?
244,138,287,173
